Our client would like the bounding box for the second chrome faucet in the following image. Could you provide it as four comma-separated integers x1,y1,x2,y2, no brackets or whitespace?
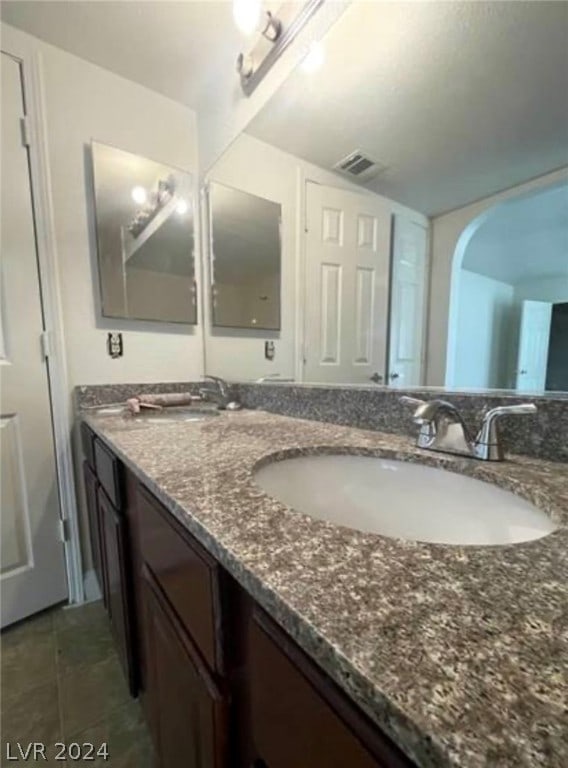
401,396,537,461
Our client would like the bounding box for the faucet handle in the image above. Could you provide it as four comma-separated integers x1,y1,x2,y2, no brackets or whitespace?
474,403,537,460
484,403,538,417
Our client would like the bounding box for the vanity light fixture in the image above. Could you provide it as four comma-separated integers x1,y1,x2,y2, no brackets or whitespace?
236,0,325,96
128,177,175,237
131,185,147,204
176,199,189,215
233,0,262,35
233,0,282,40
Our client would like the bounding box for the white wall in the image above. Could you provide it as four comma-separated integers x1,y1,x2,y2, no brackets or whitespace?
453,270,515,389
514,274,568,304
2,22,204,590
2,22,203,393
427,166,568,386
204,133,427,382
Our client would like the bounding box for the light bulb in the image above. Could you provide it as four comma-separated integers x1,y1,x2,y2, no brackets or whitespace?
233,0,261,35
176,199,189,215
131,186,147,205
301,41,325,74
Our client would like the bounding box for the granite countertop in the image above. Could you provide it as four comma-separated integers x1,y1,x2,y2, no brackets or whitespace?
83,408,568,768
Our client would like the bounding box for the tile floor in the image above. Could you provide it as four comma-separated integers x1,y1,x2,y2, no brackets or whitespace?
1,601,153,767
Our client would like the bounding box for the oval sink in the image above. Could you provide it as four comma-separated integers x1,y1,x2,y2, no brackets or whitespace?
253,454,556,546
140,407,219,424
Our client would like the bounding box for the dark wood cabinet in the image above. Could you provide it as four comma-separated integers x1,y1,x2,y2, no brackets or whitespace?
81,423,415,768
82,461,106,605
247,609,410,768
98,487,137,696
137,485,225,674
141,566,228,768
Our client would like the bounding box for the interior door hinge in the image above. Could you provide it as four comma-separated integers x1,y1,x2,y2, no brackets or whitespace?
40,330,51,359
59,518,69,543
20,116,31,147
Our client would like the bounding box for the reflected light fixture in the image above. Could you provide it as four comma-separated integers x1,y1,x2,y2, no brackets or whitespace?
131,186,147,204
176,199,189,215
301,40,325,73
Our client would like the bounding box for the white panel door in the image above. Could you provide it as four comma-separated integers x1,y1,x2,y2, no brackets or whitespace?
388,215,428,387
1,53,67,627
304,182,391,383
516,300,552,392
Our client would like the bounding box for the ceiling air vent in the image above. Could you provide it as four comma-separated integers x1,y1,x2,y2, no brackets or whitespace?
333,150,386,181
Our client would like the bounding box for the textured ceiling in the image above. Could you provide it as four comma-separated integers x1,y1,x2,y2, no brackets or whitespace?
247,1,568,215
0,0,240,111
464,182,568,285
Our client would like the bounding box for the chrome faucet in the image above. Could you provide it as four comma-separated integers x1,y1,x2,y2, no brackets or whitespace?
401,396,537,461
199,376,241,410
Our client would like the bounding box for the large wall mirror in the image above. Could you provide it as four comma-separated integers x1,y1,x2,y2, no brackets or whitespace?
202,1,568,391
209,182,281,330
91,142,197,324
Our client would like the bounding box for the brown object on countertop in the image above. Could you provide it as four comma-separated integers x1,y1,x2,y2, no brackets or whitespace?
126,393,200,413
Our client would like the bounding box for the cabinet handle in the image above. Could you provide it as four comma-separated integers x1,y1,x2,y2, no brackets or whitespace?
369,372,383,383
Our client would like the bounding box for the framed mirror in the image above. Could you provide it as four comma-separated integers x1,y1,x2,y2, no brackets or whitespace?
91,141,197,324
202,1,568,392
209,182,281,331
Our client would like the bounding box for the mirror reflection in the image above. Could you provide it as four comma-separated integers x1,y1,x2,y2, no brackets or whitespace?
91,142,196,324
209,182,281,330
203,1,568,391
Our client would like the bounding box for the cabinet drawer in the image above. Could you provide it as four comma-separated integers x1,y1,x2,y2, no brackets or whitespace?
248,609,412,768
81,422,96,469
137,485,223,674
94,437,123,509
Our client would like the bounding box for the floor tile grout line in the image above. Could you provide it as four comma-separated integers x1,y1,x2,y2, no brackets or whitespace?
53,609,66,744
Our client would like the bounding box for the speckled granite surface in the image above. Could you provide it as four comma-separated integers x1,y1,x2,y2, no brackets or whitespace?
82,407,568,768
75,382,568,463
235,383,568,463
74,382,201,409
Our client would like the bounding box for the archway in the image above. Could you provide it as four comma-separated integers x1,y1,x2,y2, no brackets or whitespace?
445,181,568,391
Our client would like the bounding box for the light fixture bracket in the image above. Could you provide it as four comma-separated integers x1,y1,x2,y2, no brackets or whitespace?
237,0,325,96
261,11,282,42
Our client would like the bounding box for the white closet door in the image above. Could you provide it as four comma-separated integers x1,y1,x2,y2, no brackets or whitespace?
516,300,552,392
1,53,67,627
304,182,391,383
388,215,429,387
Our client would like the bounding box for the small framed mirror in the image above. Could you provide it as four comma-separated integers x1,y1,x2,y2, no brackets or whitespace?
209,182,281,331
91,141,197,324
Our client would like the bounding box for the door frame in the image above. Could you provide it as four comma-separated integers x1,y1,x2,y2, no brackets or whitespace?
2,31,84,604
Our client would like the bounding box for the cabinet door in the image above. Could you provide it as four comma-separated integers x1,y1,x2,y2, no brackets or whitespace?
248,610,412,768
99,488,137,696
141,567,227,768
83,461,106,605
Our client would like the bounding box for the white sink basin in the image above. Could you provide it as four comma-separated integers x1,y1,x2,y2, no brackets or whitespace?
140,407,219,424
253,454,556,546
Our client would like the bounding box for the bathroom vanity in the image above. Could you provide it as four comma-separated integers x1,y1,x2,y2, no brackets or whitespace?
80,405,567,768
